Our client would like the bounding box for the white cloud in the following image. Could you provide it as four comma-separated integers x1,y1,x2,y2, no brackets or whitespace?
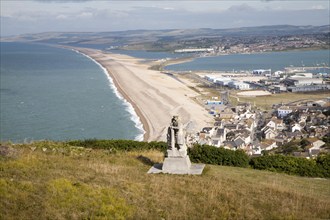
312,5,327,10
56,14,68,20
77,11,93,18
163,7,175,11
228,3,257,12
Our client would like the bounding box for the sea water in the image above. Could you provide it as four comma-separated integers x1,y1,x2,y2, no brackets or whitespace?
164,50,330,73
0,42,143,142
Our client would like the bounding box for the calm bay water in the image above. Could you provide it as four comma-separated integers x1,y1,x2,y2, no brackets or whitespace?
0,42,142,142
164,50,330,73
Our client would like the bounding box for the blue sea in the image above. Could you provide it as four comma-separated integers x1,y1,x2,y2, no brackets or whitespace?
0,42,143,142
164,50,330,73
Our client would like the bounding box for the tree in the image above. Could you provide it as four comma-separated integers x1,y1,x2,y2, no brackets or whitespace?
300,139,310,150
280,141,300,155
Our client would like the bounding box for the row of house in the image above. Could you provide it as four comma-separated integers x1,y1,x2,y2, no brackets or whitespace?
256,102,329,157
197,103,258,154
194,99,329,158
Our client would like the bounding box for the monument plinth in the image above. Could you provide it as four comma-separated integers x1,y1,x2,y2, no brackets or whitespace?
148,116,205,175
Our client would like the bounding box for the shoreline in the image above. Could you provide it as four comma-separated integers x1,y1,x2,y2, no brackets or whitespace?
105,65,150,141
71,48,148,141
69,47,212,142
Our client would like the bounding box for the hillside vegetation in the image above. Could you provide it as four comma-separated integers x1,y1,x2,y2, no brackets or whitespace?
1,141,329,219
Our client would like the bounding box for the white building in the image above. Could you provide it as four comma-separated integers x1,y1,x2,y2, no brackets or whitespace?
291,73,313,78
291,123,302,132
273,71,284,77
253,69,271,75
277,106,293,118
289,78,323,86
262,117,286,131
284,73,323,86
274,85,287,93
204,75,217,82
214,77,232,86
228,81,250,90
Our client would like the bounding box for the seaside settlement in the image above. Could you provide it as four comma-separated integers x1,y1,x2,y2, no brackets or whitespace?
75,47,329,159
183,68,330,158
194,97,329,157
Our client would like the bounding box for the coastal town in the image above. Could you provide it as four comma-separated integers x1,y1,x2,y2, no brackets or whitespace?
179,68,330,158
194,96,329,158
174,31,329,55
157,33,329,159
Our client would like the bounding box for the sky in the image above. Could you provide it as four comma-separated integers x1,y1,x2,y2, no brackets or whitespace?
1,0,329,36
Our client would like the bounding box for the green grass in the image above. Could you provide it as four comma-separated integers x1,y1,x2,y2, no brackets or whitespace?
1,141,330,219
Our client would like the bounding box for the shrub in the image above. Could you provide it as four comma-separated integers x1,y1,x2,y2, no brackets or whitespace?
249,154,326,177
316,153,330,178
188,144,249,168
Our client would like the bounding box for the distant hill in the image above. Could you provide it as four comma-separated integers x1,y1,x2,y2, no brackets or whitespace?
1,25,329,50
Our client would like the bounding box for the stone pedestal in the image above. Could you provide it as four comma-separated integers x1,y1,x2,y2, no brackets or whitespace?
148,154,205,175
167,149,187,157
162,156,191,173
147,160,205,175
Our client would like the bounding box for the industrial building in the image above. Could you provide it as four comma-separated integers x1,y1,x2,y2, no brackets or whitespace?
214,77,232,86
283,73,323,87
228,81,250,90
287,84,330,92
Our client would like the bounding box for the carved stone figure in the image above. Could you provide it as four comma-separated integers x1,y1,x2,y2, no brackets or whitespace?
147,115,204,175
167,116,187,157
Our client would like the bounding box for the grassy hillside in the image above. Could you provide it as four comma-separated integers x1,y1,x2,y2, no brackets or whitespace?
1,141,329,219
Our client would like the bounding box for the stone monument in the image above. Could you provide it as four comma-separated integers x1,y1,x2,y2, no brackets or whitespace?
148,116,205,175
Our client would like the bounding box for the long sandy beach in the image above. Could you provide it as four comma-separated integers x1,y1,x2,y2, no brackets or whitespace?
73,48,212,141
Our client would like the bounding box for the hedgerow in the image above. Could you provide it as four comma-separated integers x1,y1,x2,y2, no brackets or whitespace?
250,154,330,178
316,153,330,177
188,144,249,168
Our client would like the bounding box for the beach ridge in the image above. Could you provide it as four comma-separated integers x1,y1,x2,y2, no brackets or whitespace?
72,47,212,142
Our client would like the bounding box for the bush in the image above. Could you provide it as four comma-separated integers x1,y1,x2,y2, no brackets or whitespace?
249,154,329,177
67,139,167,153
316,153,330,178
188,145,249,168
